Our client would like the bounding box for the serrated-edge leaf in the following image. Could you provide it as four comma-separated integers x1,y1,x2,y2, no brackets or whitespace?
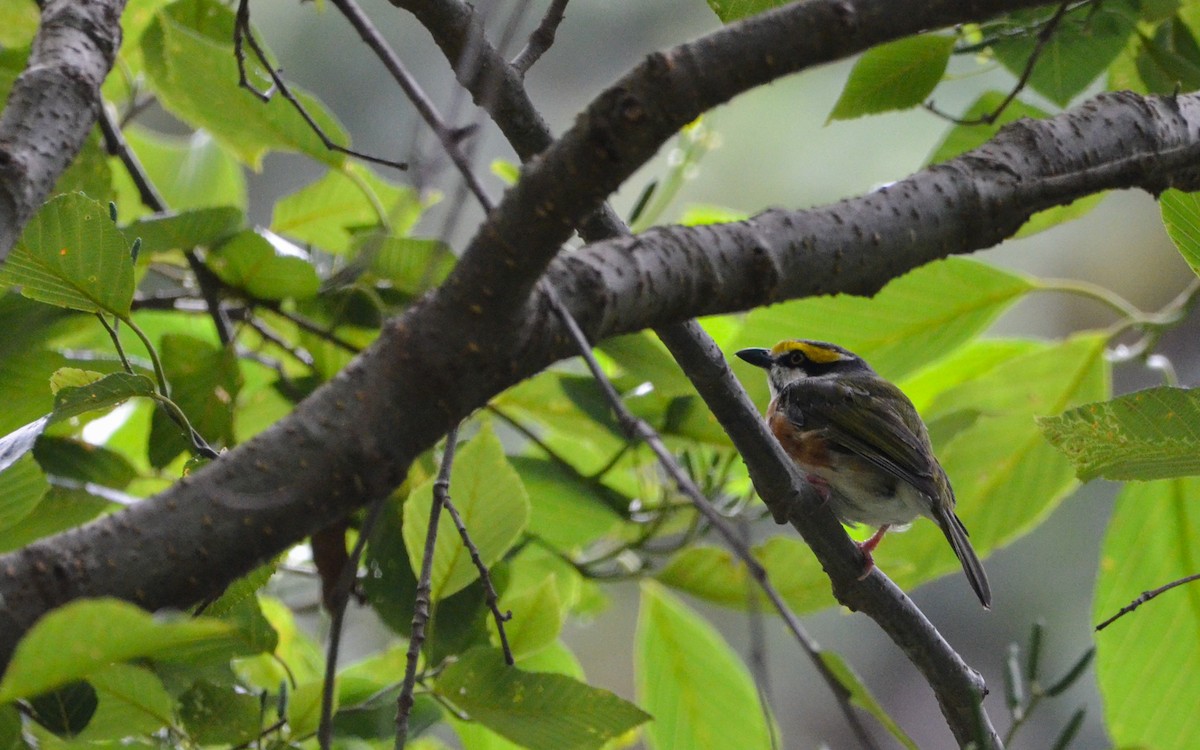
436,647,649,750
1040,386,1200,480
1161,188,1200,277
402,426,530,600
0,599,239,702
52,373,157,423
0,193,133,315
828,34,954,122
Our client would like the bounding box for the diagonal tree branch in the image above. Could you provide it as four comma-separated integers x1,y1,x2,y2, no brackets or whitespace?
427,0,1058,323
0,0,126,260
2,7,1200,726
393,2,1001,743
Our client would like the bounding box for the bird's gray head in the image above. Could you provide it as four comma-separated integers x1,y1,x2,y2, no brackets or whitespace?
736,339,872,397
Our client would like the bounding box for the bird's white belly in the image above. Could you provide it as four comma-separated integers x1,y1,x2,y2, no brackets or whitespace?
808,462,931,529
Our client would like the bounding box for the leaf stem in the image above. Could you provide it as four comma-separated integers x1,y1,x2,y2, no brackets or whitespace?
119,314,170,398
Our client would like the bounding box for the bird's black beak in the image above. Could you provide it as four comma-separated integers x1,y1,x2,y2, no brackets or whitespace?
735,348,773,369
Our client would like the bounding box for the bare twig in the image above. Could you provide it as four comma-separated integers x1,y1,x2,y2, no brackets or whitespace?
926,0,1071,125
511,0,569,75
439,492,515,665
743,520,780,750
233,0,409,172
395,427,457,749
1095,572,1200,631
96,102,234,345
543,289,880,749
258,303,363,355
316,483,386,749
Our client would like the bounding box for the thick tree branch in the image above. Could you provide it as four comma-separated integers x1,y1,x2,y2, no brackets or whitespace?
2,5,1200,717
397,3,1004,744
431,0,1056,322
0,0,125,259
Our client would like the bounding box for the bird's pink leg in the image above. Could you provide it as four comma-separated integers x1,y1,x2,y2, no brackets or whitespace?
805,474,831,503
856,525,891,580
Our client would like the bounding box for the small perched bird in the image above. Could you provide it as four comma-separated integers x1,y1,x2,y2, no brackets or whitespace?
737,339,991,608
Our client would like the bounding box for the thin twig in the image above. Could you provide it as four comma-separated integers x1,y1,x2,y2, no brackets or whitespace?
926,0,1071,125
95,314,135,374
439,492,515,665
1095,572,1200,631
328,0,488,202
259,303,363,354
396,426,458,749
96,101,234,344
233,0,409,171
243,315,316,368
511,0,569,75
741,519,780,750
317,477,379,750
392,1,880,740
544,289,879,749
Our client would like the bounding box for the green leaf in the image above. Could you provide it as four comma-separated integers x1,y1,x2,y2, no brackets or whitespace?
288,680,332,738
885,336,1110,594
77,664,175,740
732,258,1032,394
179,680,262,744
140,0,348,168
122,207,244,258
148,335,241,468
0,599,242,703
116,126,247,213
657,537,830,613
0,456,49,532
363,495,419,634
678,203,748,226
271,164,425,254
1160,187,1200,276
490,577,563,661
636,582,774,749
705,0,783,23
819,652,919,750
828,35,955,122
1013,193,1107,238
1135,21,1200,94
0,486,115,554
930,93,1049,168
402,426,530,601
27,681,97,737
1095,480,1200,750
991,2,1137,106
364,236,456,295
510,456,623,550
0,372,152,484
1039,386,1200,480
0,350,67,436
0,193,133,315
53,372,157,422
33,437,139,489
206,230,320,301
599,331,695,398
435,647,649,750
54,132,114,203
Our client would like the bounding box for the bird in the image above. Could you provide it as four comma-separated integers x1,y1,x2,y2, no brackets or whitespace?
736,339,991,608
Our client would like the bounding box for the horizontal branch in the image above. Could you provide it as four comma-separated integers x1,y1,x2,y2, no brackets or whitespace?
434,0,1055,321
2,85,1199,672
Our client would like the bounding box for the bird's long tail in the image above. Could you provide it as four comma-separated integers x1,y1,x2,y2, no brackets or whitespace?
938,509,992,609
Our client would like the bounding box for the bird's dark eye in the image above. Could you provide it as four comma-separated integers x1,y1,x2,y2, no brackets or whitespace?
784,351,806,367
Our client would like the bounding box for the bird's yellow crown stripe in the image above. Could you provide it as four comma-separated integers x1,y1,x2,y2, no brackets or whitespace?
769,340,843,363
